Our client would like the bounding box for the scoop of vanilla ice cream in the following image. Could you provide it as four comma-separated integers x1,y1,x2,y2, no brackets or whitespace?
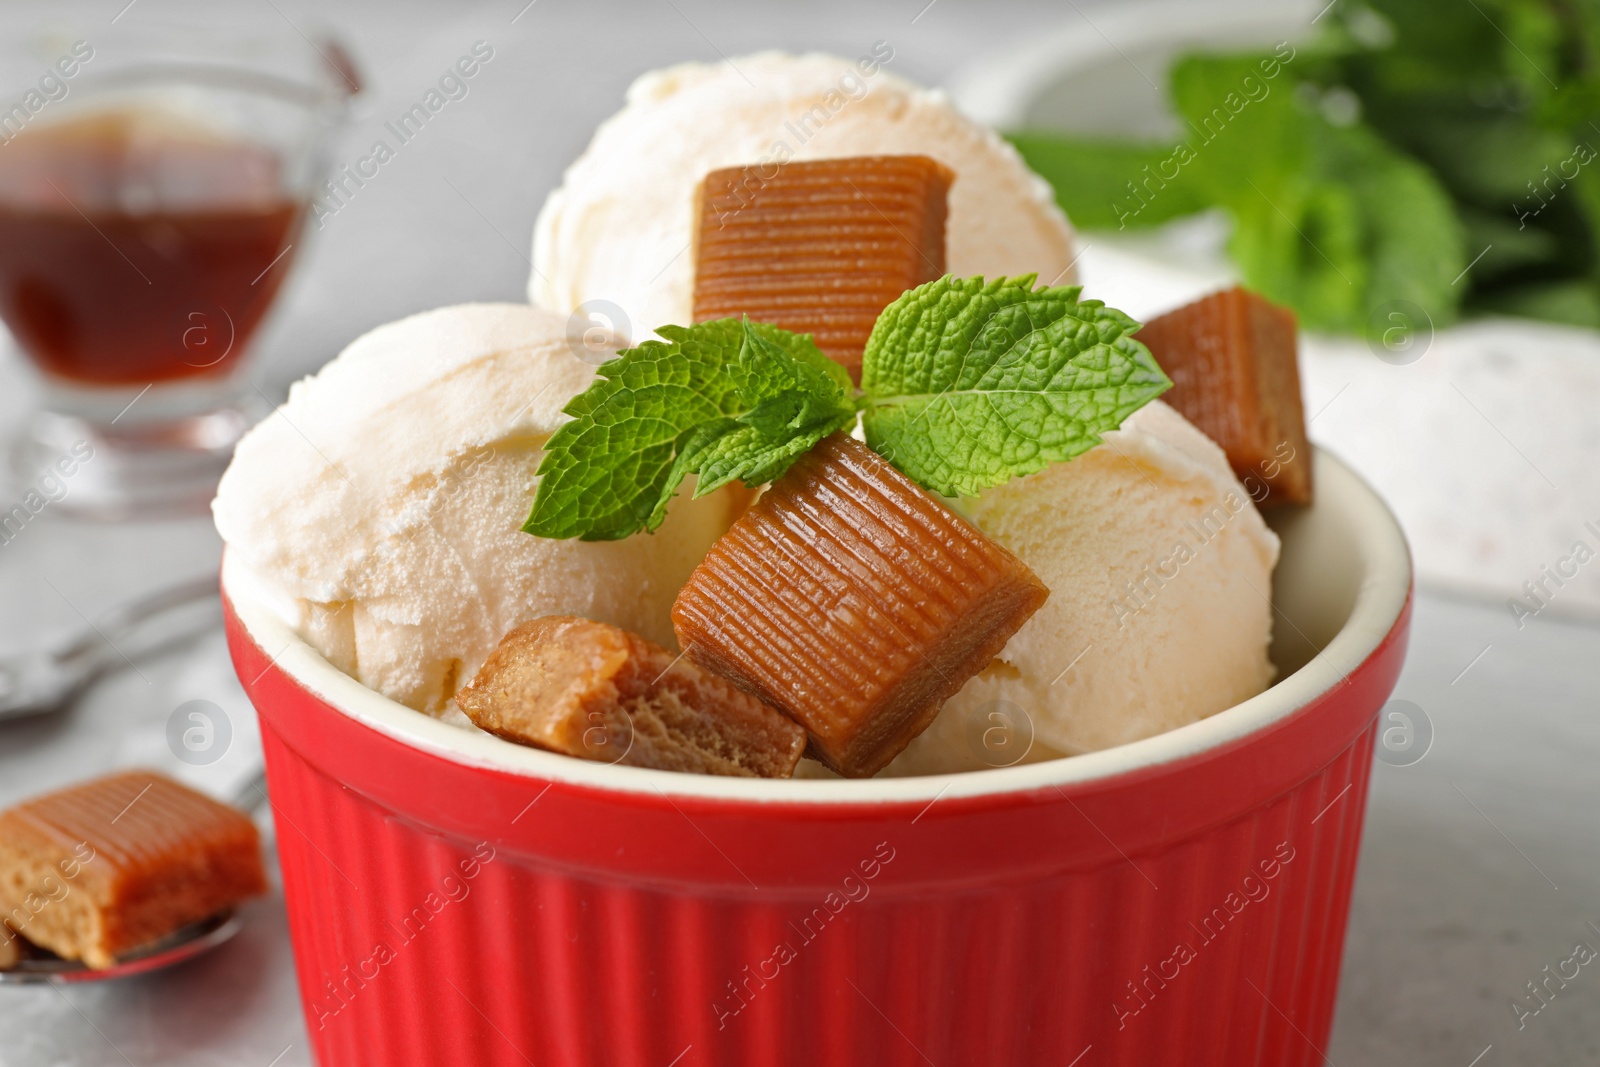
880,400,1281,775
530,51,1078,339
213,303,745,715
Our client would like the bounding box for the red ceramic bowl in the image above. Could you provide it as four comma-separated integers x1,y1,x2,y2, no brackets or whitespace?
224,448,1411,1067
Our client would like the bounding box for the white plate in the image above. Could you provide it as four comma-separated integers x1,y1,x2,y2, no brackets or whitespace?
950,0,1600,624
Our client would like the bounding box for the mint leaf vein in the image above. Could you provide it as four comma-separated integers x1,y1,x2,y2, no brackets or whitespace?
859,275,1171,497
523,318,855,542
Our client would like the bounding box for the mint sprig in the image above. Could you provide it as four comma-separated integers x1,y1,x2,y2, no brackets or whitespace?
860,276,1170,496
524,318,855,542
525,278,1170,540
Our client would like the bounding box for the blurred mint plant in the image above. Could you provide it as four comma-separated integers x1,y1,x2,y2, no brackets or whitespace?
1012,0,1600,332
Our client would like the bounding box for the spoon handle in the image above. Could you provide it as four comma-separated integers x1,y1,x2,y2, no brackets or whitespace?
231,768,269,812
54,576,221,676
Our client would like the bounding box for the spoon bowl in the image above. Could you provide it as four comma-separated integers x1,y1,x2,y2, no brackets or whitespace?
0,909,242,985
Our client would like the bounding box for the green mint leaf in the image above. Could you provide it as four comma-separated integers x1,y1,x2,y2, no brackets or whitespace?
859,275,1171,497
523,318,855,542
1473,278,1600,329
682,320,855,491
1007,132,1212,230
1167,51,1465,333
731,319,852,437
1317,122,1466,330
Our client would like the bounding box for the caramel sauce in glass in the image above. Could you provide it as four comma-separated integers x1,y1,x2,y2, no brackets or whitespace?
0,110,303,386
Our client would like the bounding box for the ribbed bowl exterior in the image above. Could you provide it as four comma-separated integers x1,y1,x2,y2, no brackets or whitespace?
227,592,1408,1067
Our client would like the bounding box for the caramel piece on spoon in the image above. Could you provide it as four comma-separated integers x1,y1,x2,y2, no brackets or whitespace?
1136,287,1311,506
0,770,265,969
456,616,806,778
672,434,1048,778
693,155,952,381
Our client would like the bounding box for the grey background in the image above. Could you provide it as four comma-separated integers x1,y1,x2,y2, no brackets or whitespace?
0,1,1596,1064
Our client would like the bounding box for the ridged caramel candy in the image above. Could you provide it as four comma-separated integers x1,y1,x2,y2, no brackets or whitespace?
1136,287,1311,506
0,770,266,969
672,434,1048,778
456,616,806,778
694,155,952,380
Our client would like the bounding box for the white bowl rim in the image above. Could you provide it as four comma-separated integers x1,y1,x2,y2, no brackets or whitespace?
946,0,1321,131
223,447,1411,807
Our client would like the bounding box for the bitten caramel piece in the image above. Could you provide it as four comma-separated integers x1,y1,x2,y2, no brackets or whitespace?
672,434,1049,778
0,770,266,969
456,617,806,778
694,155,952,381
1135,286,1311,505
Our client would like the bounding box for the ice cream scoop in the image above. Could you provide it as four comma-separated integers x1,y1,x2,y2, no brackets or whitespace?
531,51,1078,340
877,400,1281,775
212,303,746,715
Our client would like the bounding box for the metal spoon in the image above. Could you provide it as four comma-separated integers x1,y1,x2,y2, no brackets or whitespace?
0,582,267,982
0,911,246,985
0,770,269,984
0,577,221,721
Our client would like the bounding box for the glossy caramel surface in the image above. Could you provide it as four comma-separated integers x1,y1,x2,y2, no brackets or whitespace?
694,155,950,380
673,434,1047,777
1136,287,1311,506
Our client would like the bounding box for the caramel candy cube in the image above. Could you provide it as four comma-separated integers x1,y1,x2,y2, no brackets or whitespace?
1135,286,1311,505
694,155,952,381
672,434,1048,778
0,770,266,969
456,616,806,778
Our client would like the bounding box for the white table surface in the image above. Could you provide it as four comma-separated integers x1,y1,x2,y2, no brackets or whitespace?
1,2,1597,1064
